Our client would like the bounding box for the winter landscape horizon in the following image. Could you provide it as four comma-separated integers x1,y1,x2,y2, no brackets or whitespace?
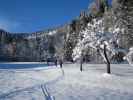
1,0,133,100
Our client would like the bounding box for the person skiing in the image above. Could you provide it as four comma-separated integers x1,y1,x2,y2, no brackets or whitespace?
54,57,58,67
59,56,63,68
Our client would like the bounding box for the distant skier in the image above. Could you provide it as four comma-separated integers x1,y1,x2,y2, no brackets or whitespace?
46,58,49,66
54,58,58,67
59,57,63,68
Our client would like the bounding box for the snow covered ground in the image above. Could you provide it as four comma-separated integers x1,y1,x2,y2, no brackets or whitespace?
0,63,133,100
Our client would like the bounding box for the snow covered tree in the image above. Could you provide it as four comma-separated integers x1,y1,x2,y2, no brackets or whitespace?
112,0,133,48
64,21,80,61
73,18,126,74
125,47,133,65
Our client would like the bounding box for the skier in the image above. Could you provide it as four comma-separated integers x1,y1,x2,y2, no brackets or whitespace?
54,57,58,67
59,57,63,68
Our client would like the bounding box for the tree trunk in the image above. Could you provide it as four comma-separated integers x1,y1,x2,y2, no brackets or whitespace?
80,55,83,72
103,45,111,74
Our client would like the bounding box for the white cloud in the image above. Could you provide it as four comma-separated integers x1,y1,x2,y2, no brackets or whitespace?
0,18,20,32
0,20,9,30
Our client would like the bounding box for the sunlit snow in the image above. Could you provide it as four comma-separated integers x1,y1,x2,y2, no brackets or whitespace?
0,63,133,100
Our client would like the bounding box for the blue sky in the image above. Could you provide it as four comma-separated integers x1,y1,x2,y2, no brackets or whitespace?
0,0,111,33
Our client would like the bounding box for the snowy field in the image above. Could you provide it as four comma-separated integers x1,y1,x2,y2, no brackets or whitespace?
0,63,133,100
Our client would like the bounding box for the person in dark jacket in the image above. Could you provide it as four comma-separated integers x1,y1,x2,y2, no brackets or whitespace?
59,57,63,68
46,58,49,66
54,58,58,67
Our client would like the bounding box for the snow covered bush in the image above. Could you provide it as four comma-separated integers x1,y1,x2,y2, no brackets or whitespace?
125,47,133,65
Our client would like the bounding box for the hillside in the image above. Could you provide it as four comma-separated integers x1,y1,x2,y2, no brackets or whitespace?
0,0,133,63
0,11,89,62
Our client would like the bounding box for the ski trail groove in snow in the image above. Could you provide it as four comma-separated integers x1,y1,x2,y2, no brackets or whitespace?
0,85,40,99
0,67,64,100
41,68,65,100
41,85,55,100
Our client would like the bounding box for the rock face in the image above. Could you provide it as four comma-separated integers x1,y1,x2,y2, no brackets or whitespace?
0,25,78,61
0,29,62,61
